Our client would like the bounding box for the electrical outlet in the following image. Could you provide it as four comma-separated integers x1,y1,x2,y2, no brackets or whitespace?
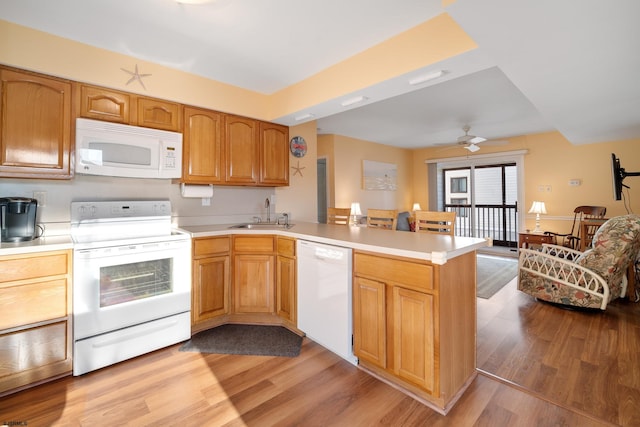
33,191,47,207
201,197,211,207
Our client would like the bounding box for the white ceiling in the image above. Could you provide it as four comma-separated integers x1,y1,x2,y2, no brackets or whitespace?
1,0,638,149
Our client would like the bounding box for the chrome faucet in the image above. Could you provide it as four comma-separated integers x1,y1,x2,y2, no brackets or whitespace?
265,197,271,223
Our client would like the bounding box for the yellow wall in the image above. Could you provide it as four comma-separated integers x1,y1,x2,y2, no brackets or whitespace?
275,121,318,222
320,135,414,215
269,13,477,119
0,15,476,123
412,132,640,232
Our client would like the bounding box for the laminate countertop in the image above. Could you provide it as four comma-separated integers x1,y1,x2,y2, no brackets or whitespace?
0,235,74,256
180,221,489,265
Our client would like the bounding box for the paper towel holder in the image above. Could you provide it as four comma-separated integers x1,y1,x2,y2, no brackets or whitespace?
180,183,214,200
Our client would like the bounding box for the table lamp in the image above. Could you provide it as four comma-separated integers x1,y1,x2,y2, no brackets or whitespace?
528,201,547,233
350,202,362,225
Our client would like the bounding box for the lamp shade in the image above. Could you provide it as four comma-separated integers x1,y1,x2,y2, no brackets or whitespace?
412,203,422,211
350,202,362,216
528,201,547,214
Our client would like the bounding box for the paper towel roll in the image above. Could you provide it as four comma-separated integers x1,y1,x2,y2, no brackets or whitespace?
181,183,213,198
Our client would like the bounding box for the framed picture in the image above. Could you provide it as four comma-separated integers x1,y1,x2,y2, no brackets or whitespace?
362,160,397,190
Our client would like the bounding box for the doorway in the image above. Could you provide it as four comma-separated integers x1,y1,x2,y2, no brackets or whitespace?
317,158,327,223
442,163,518,247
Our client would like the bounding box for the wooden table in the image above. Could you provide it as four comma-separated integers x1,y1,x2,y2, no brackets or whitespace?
518,231,553,249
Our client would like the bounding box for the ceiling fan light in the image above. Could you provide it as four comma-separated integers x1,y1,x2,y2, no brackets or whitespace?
465,144,480,153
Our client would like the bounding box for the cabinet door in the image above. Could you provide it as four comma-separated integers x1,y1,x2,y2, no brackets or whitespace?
183,107,224,183
136,97,182,131
259,122,289,186
225,115,258,184
353,276,386,368
0,69,72,178
393,286,435,392
276,255,296,323
233,254,274,313
192,255,230,324
78,84,130,123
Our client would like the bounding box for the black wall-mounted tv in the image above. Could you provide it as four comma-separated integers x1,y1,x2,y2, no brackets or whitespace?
611,153,640,201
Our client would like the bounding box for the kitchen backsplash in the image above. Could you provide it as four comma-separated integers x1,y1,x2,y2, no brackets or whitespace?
1,176,277,233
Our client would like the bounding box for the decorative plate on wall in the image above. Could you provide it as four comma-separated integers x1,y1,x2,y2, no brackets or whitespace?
289,136,307,158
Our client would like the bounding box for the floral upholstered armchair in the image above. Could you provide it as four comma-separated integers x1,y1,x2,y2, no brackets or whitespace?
518,214,640,310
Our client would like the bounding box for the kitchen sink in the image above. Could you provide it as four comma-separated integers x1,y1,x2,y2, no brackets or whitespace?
229,222,295,230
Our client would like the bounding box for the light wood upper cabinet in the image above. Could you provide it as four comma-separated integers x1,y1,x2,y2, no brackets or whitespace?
182,107,224,184
136,96,182,132
0,68,72,179
225,115,258,185
259,122,289,186
78,84,131,124
76,84,182,132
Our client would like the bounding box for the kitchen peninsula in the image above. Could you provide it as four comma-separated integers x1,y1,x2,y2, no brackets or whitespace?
181,221,487,414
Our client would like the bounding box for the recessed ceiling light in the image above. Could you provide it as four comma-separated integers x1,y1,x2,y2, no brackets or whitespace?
408,70,447,86
294,113,315,121
340,96,368,107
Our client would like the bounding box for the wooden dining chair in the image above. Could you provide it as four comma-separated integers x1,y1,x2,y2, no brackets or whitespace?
366,209,398,230
414,211,456,236
327,207,351,225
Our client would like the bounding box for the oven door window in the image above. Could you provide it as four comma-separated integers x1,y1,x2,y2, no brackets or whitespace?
100,258,173,307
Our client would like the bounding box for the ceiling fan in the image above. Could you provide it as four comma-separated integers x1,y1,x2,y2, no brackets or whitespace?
457,125,486,152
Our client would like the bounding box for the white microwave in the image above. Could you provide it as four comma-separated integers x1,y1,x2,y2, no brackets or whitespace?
75,118,183,179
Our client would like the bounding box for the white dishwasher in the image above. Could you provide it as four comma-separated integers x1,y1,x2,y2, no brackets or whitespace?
297,240,357,365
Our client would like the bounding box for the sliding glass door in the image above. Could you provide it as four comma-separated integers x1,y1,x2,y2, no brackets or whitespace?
443,163,518,247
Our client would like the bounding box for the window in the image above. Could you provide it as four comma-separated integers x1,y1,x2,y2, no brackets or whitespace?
451,177,467,193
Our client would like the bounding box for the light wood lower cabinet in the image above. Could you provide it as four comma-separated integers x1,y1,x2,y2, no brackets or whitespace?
191,235,297,332
276,237,296,325
353,250,476,415
232,235,275,313
192,236,230,333
0,250,73,396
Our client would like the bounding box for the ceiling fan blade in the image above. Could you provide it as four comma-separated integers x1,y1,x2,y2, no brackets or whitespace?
469,136,486,144
464,144,480,153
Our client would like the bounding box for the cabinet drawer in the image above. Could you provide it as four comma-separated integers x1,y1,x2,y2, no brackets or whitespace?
354,252,433,291
233,235,275,253
193,236,230,257
277,237,296,257
0,321,69,378
0,252,70,284
0,279,68,330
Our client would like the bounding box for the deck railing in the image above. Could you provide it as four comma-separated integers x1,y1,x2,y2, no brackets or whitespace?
444,203,518,247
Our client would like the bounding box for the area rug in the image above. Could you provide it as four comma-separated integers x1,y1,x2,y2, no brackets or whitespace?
179,324,302,357
477,254,518,299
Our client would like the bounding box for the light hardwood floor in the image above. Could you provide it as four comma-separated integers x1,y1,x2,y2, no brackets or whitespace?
1,276,638,426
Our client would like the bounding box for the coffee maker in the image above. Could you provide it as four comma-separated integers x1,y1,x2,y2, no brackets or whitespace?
0,197,38,242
